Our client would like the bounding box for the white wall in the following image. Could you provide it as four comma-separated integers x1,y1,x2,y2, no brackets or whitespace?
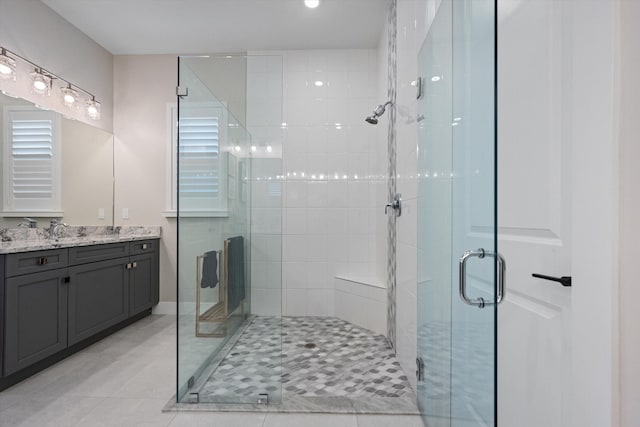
618,1,640,425
246,54,284,316
113,55,177,303
248,49,383,318
0,0,113,131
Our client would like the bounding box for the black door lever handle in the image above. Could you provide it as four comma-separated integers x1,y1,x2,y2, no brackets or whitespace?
532,273,572,287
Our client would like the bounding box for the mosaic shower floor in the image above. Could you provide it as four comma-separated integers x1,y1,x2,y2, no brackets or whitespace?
178,316,419,414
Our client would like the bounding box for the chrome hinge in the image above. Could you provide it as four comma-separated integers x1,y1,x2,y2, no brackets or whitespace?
415,77,424,100
416,357,425,382
176,86,188,97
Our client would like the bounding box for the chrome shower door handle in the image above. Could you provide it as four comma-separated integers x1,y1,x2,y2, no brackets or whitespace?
459,248,506,308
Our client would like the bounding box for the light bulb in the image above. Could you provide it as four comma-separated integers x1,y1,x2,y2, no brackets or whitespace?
86,97,101,120
62,85,79,108
30,70,52,96
0,49,16,80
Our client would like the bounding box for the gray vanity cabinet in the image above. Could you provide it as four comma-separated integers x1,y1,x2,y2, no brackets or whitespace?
1,238,159,384
4,269,68,375
129,240,159,316
67,257,129,346
129,253,155,316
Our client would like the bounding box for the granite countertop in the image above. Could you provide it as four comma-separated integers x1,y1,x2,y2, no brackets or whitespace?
0,226,161,254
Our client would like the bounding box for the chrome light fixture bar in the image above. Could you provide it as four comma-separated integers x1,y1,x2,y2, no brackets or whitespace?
0,46,101,120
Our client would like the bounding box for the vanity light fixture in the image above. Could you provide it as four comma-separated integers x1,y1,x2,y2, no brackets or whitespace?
86,96,101,120
61,83,79,108
304,0,320,8
31,68,52,96
0,48,16,80
0,46,102,121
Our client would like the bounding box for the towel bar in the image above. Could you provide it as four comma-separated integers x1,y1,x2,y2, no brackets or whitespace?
195,239,245,337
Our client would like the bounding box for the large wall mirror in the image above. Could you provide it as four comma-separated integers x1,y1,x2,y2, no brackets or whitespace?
0,91,114,228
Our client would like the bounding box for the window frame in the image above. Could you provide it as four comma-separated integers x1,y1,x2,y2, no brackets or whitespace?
164,101,229,218
1,105,63,217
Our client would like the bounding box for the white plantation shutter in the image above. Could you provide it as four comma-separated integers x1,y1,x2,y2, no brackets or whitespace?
179,116,220,200
3,108,61,212
168,103,227,214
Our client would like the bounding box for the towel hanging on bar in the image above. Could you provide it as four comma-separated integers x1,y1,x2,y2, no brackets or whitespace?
226,236,245,312
200,250,219,288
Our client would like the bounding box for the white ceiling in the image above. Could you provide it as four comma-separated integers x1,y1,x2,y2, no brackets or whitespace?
41,0,389,55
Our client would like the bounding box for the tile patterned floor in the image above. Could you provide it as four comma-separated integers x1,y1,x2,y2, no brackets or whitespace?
417,320,494,424
198,316,415,405
0,314,424,426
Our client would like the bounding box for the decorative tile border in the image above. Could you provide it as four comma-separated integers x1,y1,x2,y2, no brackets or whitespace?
386,0,398,351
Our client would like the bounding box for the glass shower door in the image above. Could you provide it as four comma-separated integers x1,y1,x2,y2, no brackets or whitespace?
417,0,498,426
176,55,283,406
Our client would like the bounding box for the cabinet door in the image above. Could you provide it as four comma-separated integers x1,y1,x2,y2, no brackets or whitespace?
68,258,129,346
129,252,157,316
5,270,68,375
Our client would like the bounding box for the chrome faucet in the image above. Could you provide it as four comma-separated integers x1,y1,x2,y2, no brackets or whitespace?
49,219,68,241
18,217,37,228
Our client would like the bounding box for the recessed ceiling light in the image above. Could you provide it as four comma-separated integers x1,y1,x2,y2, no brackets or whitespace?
431,76,441,82
305,0,320,9
314,80,324,87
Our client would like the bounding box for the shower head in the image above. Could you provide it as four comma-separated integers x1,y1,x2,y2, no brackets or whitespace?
365,101,392,125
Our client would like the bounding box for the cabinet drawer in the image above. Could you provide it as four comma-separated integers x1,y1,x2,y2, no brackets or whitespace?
68,242,130,265
130,239,158,255
5,249,69,277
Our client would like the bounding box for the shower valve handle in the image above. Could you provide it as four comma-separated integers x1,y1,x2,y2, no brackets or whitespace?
385,194,402,217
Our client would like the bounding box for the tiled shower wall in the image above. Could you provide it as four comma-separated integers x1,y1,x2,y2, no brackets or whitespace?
248,50,386,317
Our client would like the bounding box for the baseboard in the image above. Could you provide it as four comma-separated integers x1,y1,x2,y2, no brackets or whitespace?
153,301,177,315
151,301,231,316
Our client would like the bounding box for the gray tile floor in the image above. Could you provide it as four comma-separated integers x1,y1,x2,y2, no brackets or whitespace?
0,314,425,427
196,316,417,413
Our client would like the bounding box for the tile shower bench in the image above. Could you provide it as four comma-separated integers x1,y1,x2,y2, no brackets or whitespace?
0,226,160,391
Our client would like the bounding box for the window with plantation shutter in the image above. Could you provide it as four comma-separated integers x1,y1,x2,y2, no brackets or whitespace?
165,103,228,216
2,107,61,214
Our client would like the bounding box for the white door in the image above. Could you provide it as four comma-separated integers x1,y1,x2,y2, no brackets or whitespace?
498,1,572,426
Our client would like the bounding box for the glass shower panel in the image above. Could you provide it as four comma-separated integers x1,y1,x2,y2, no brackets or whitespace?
417,0,498,426
176,55,283,405
417,2,453,425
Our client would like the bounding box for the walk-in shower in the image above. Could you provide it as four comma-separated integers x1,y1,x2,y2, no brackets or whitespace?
171,0,424,415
